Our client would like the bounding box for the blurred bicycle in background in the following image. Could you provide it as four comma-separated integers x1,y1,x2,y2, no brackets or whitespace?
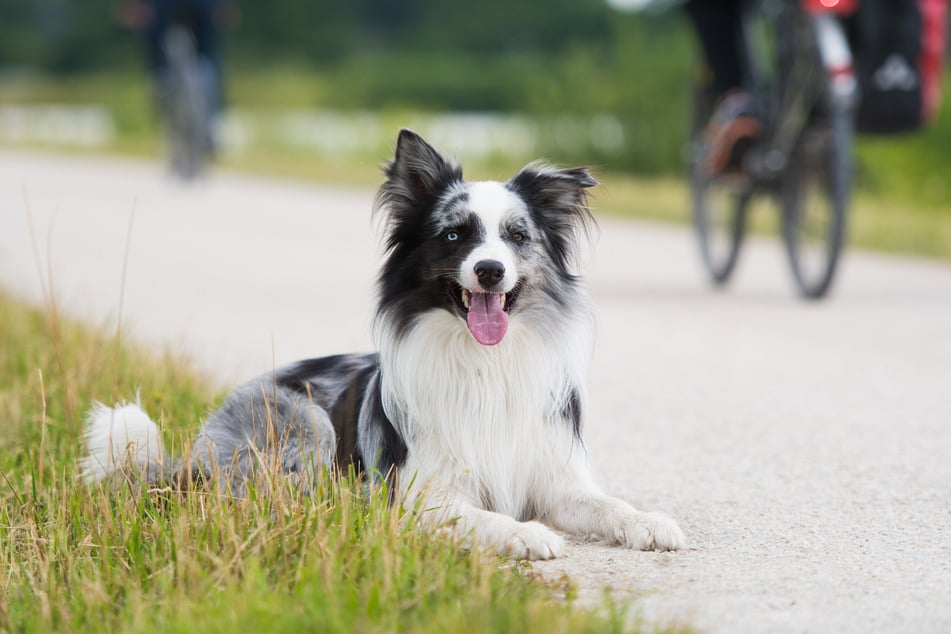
118,0,228,180
690,0,858,299
687,0,946,299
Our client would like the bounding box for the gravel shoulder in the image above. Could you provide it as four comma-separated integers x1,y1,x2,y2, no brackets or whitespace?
3,151,950,633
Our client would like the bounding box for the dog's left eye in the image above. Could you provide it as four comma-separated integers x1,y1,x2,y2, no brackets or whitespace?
510,232,526,243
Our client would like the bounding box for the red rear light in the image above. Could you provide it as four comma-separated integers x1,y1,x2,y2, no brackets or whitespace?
800,0,860,15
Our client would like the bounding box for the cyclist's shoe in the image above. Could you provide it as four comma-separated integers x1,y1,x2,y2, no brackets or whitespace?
702,90,764,176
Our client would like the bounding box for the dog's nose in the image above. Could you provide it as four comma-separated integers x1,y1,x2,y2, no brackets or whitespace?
474,260,505,289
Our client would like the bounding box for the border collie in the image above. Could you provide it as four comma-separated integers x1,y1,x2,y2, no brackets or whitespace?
82,129,684,560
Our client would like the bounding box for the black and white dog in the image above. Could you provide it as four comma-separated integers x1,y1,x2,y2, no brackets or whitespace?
82,129,683,560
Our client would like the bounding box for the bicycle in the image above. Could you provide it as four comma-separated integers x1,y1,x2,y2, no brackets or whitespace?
690,0,858,299
161,23,215,180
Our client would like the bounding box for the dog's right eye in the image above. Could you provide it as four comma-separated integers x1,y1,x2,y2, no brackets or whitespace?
444,231,460,242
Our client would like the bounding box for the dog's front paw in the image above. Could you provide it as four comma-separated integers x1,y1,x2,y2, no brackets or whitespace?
617,511,685,551
500,520,566,560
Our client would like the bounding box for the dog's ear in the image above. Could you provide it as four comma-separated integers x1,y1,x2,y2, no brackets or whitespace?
508,164,598,212
380,129,462,208
507,164,598,268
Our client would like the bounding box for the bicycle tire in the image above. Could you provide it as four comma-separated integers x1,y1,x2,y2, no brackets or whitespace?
164,27,211,181
183,62,209,179
167,72,195,179
693,171,750,286
780,107,851,300
689,88,750,287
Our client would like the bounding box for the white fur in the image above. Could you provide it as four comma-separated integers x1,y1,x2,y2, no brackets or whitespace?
378,307,684,559
459,182,524,291
379,309,588,512
377,308,573,558
80,400,164,483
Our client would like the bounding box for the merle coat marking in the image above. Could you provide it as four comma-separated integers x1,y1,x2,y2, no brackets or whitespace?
82,129,684,559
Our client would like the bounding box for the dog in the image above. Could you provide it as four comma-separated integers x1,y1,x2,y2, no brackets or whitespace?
82,129,684,560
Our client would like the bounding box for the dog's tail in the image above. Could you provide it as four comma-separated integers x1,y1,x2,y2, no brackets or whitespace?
80,399,180,486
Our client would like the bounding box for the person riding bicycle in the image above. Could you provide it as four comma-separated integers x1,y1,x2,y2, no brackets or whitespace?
686,0,945,174
118,0,227,151
684,0,945,299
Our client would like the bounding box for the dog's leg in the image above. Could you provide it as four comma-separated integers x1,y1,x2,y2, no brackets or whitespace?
416,495,566,561
541,464,685,551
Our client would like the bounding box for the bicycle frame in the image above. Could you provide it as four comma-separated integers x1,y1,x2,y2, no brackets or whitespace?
741,0,857,183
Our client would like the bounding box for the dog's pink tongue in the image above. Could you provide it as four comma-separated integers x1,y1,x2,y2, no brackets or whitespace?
467,292,508,345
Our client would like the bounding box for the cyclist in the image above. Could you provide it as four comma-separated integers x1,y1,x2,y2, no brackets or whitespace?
118,0,227,151
684,0,764,175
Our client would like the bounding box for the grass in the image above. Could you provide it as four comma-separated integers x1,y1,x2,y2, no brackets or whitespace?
0,287,686,633
593,174,951,261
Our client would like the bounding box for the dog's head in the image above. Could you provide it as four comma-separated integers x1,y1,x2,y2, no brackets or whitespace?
374,129,597,346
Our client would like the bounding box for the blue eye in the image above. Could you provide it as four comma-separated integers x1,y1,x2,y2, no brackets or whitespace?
445,231,460,242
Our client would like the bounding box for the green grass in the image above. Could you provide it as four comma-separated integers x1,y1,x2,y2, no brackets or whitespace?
0,289,685,634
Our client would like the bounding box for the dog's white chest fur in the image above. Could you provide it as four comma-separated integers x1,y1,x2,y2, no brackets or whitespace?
379,310,584,519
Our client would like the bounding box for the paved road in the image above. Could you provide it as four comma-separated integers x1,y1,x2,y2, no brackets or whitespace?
3,150,950,633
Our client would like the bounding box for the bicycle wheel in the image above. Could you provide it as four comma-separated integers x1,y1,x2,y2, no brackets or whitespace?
692,163,751,286
689,86,751,286
781,107,851,299
164,27,210,180
167,73,195,179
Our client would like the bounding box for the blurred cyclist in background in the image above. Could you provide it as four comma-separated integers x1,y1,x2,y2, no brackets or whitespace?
118,0,229,150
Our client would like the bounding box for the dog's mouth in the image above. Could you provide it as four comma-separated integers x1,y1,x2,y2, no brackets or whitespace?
447,280,523,346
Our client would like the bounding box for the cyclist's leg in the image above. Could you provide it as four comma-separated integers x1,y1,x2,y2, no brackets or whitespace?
684,0,746,99
685,0,763,175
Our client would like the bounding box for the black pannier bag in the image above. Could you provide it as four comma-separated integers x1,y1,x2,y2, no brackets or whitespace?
850,0,948,134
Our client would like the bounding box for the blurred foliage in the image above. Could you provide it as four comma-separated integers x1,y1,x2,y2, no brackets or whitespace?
1,0,950,212
0,0,619,69
0,0,695,175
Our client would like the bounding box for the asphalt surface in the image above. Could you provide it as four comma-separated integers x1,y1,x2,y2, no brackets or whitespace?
3,150,950,633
